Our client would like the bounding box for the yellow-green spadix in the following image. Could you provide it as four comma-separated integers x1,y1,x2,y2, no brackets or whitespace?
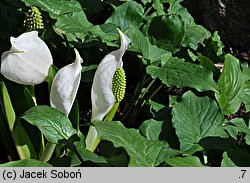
85,28,130,151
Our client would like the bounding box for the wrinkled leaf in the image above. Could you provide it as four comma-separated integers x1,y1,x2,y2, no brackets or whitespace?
172,91,228,151
22,105,77,143
215,54,245,115
93,121,180,166
146,57,218,92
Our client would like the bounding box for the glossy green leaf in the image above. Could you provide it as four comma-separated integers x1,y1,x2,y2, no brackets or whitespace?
0,82,37,159
146,57,218,92
106,1,146,31
139,119,163,140
221,152,237,167
0,159,52,167
172,91,228,151
93,121,180,166
22,105,77,143
165,156,206,167
215,54,245,115
143,14,185,52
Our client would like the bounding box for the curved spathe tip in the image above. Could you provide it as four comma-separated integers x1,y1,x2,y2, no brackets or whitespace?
50,48,83,116
90,29,131,121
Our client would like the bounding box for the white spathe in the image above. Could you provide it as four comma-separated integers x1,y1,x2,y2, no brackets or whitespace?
1,31,53,85
85,29,130,151
50,48,83,116
91,28,131,121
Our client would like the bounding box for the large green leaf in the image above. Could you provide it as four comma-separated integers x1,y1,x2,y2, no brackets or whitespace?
22,105,77,144
105,1,146,31
165,156,206,167
139,119,163,140
126,27,172,65
146,57,218,92
93,121,180,166
0,159,52,167
143,14,185,53
172,91,228,151
215,54,245,115
22,0,82,19
198,53,220,79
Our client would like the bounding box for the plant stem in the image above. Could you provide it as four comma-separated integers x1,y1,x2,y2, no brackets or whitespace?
85,102,120,152
30,85,37,106
40,141,56,162
135,79,155,106
104,102,119,121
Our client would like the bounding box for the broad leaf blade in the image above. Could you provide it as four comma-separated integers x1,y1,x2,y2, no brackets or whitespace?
106,1,145,31
146,57,218,92
93,121,180,167
172,91,228,151
215,54,245,115
22,105,77,143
